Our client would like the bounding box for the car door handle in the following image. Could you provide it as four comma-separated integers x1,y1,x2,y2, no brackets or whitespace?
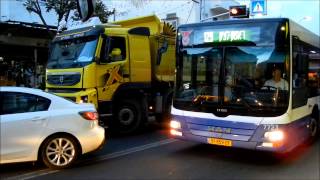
31,117,46,122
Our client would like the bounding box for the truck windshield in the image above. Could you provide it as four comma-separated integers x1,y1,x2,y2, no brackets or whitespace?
174,20,291,117
47,36,98,69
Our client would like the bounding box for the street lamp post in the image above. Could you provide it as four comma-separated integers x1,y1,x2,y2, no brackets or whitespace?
200,11,230,22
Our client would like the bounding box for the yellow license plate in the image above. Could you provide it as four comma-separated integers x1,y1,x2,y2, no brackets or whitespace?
207,138,232,147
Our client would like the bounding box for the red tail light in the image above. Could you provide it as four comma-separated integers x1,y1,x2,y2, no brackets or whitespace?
79,111,98,120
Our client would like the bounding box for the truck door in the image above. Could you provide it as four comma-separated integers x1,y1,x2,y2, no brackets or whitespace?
96,35,130,102
128,34,151,82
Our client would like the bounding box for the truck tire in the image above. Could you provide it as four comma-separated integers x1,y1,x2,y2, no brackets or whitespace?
114,99,143,134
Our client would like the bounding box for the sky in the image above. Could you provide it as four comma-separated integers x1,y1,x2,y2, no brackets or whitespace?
1,0,319,35
237,0,320,35
105,0,320,35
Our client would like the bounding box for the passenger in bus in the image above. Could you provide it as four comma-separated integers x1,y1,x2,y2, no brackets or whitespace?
263,68,288,90
225,75,234,101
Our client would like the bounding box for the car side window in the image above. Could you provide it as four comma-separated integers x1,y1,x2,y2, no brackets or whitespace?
0,92,51,115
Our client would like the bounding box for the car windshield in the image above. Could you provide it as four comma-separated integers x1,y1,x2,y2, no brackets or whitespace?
47,36,98,69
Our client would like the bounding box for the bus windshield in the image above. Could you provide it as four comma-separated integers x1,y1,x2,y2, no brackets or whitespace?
174,22,290,117
47,36,98,69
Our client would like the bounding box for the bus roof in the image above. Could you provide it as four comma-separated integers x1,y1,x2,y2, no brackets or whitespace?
178,18,319,48
289,19,319,48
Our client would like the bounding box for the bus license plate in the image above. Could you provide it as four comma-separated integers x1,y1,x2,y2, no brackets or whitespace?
207,138,232,147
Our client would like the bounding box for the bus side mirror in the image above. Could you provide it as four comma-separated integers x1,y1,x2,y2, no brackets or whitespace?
76,0,95,22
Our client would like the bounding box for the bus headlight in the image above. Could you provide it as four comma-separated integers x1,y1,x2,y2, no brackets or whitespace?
170,120,181,129
264,130,284,142
170,129,182,136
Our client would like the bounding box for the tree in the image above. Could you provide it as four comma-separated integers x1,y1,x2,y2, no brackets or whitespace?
44,0,77,29
94,0,115,23
24,0,54,37
24,0,114,33
72,0,114,23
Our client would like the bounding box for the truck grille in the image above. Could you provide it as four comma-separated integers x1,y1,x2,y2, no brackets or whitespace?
47,73,81,86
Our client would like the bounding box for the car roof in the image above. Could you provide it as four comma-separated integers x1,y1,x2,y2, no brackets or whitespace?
0,86,74,106
1,86,47,94
0,87,96,111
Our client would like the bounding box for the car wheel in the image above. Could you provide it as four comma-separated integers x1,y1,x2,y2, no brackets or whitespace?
114,99,142,134
41,135,79,169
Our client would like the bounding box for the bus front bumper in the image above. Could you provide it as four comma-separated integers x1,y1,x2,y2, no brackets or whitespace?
169,116,311,153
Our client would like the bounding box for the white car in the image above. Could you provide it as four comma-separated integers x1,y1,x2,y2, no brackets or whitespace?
0,87,105,169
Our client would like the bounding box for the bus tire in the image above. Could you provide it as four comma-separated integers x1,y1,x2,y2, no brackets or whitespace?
114,99,142,134
309,109,319,143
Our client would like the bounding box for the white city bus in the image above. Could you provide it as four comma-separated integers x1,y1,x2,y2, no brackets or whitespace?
170,18,319,152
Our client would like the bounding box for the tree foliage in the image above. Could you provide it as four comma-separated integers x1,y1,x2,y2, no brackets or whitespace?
24,0,114,32
94,0,115,23
24,0,49,29
45,0,77,27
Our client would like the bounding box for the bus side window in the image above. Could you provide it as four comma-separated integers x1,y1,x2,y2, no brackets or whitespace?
307,47,320,97
292,38,308,108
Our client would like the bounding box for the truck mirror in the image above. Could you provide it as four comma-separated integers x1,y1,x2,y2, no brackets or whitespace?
157,40,168,65
76,0,95,22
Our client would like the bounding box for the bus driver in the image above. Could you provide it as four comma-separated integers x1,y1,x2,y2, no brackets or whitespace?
263,68,289,90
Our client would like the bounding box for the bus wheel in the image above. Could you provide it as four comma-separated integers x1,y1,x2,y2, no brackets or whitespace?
309,111,319,143
115,99,142,134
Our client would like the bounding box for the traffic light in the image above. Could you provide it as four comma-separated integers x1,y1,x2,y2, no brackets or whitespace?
229,5,249,18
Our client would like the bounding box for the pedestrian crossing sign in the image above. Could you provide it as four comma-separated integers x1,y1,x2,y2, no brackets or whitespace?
250,0,267,15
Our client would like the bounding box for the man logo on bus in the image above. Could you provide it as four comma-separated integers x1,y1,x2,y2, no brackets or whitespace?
181,30,193,46
208,126,232,134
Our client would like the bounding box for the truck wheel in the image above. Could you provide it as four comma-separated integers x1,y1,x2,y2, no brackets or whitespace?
115,99,142,134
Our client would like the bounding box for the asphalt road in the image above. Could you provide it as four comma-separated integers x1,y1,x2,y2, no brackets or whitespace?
1,121,319,180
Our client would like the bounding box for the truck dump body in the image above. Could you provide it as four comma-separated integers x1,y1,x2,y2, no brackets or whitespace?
114,15,176,82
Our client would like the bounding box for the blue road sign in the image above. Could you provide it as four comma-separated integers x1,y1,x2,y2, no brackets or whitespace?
250,0,267,15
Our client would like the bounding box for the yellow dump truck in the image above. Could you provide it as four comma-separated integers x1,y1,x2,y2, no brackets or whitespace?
46,15,176,133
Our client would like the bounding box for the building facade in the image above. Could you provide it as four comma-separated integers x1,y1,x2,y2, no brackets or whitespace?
0,0,56,88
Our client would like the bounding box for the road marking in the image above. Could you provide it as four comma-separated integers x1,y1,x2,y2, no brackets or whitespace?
5,138,177,180
4,169,60,180
82,138,177,165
